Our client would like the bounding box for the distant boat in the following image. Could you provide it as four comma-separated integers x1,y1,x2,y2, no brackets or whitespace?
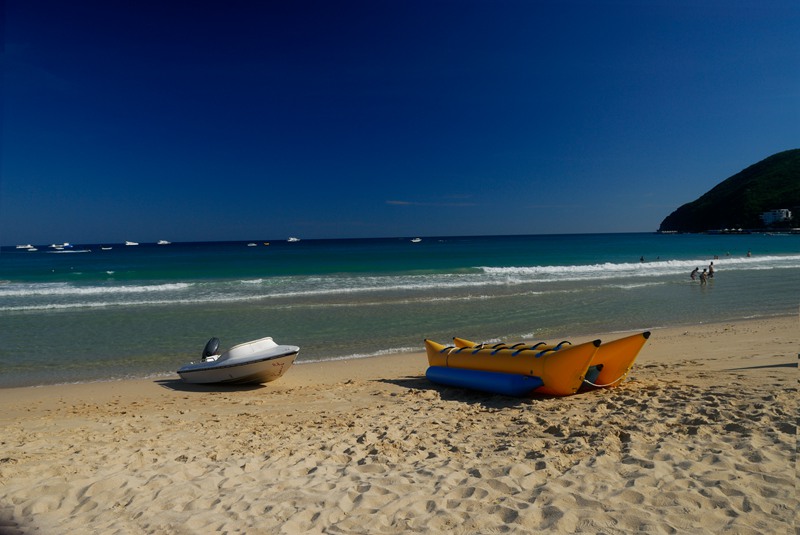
101,247,113,251
411,238,422,243
125,241,139,246
247,243,258,247
49,242,72,250
287,237,300,242
15,244,33,249
27,247,38,252
157,240,171,245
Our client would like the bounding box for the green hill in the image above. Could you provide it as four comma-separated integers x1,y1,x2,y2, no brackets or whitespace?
659,149,800,233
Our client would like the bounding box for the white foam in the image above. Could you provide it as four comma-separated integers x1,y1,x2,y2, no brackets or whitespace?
2,254,799,311
479,254,800,282
0,282,193,298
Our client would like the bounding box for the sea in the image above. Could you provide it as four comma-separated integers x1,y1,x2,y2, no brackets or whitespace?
1,233,798,388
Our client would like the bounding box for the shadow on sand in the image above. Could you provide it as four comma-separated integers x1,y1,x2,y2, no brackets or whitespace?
377,376,539,408
726,362,796,371
154,378,266,393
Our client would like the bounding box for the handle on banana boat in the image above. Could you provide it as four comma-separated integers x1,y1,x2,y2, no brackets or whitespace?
534,340,572,357
467,343,503,355
582,372,630,388
512,342,544,356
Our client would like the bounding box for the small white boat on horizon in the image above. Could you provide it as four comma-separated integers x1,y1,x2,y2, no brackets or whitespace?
125,241,139,246
287,237,300,242
411,238,422,243
177,336,300,385
15,244,34,249
157,240,171,245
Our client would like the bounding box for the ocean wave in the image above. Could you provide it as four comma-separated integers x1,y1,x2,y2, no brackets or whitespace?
297,345,421,364
479,254,800,281
0,287,558,312
2,254,798,311
0,282,193,298
0,274,543,310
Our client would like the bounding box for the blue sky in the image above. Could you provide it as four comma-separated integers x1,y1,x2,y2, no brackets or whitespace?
2,0,798,245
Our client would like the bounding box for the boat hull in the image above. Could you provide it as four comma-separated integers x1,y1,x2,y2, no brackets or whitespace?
584,332,650,388
451,332,651,391
177,336,299,384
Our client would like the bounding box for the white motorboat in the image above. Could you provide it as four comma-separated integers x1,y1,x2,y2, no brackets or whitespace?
177,336,299,384
125,241,139,246
157,240,171,245
411,238,422,243
287,237,300,242
15,244,34,249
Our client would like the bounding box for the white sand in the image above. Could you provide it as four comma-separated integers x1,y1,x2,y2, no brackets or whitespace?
0,315,797,534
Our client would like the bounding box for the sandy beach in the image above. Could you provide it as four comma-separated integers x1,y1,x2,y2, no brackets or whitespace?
0,315,796,534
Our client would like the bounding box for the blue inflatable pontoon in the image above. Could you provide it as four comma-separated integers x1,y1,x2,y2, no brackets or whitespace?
426,366,544,397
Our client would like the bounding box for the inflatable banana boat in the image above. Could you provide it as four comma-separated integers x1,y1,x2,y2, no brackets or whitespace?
424,331,650,397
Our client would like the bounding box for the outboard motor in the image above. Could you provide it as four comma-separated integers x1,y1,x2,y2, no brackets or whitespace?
202,337,221,360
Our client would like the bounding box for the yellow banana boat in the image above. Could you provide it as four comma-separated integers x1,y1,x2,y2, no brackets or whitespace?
424,338,601,396
453,331,650,390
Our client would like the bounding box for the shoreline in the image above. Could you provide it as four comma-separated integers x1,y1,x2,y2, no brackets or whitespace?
3,312,796,391
3,314,795,398
1,315,797,533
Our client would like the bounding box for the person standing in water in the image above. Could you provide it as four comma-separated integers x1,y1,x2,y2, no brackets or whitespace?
700,269,708,285
708,262,715,279
690,267,699,280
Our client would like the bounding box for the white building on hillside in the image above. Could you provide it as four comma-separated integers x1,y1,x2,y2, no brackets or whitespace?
761,209,792,225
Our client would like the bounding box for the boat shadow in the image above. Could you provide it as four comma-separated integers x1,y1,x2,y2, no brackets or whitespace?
726,362,796,371
378,376,546,408
154,378,266,393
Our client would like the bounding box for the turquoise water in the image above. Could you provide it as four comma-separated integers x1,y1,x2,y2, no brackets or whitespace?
1,233,798,387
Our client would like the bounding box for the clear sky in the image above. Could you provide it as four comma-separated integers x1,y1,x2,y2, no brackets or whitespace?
2,0,798,245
